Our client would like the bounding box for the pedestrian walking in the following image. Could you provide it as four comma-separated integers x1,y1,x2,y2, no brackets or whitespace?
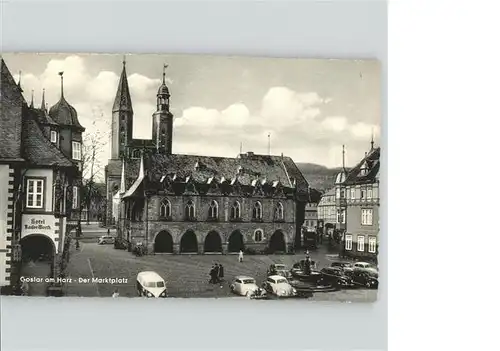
107,228,111,236
219,263,225,285
209,265,216,284
112,289,119,298
238,250,244,263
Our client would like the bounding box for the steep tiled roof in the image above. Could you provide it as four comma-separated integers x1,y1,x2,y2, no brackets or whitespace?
308,188,323,203
107,152,309,194
32,108,58,126
0,58,25,161
22,109,74,167
344,147,380,185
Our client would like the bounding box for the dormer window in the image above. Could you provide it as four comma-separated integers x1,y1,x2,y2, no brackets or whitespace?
194,161,199,170
72,141,82,160
237,166,243,174
50,130,58,144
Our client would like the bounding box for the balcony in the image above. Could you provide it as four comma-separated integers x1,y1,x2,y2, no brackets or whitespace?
184,216,197,222
251,217,263,223
206,216,219,222
159,216,172,222
229,217,243,223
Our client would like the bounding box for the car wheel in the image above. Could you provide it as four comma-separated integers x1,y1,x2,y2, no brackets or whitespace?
245,291,251,297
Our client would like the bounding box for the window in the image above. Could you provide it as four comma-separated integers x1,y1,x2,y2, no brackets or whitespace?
159,199,171,217
350,188,355,199
254,229,263,242
26,179,44,208
185,200,195,219
361,209,373,225
357,235,365,252
345,235,352,250
72,186,79,209
368,236,377,253
361,189,366,200
252,201,263,220
340,189,345,198
50,130,58,143
72,141,82,160
367,188,373,200
337,209,345,224
231,201,241,219
208,200,218,219
275,202,284,220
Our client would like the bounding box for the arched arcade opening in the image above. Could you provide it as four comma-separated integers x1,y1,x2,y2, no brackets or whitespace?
227,230,245,253
20,234,55,262
154,231,174,253
269,230,287,253
204,231,222,253
180,230,198,253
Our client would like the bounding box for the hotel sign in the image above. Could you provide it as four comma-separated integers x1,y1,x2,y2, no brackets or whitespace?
21,215,56,236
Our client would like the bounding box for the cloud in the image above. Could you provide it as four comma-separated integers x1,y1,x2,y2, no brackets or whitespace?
17,55,380,179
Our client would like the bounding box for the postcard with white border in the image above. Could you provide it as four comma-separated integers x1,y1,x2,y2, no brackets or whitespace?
0,53,380,302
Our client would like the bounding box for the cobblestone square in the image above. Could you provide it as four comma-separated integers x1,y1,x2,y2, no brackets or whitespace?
60,241,377,302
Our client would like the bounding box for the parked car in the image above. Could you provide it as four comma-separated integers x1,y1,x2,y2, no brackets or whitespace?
352,262,378,275
320,267,354,287
330,261,354,273
230,276,265,297
98,236,115,245
262,275,297,297
136,271,168,298
267,264,292,279
351,270,378,289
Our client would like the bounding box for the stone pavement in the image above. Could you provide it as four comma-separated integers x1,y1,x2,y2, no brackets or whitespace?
61,240,377,302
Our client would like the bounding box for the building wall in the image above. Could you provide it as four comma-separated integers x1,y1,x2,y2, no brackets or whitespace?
22,168,54,212
304,202,318,229
20,168,60,253
344,192,380,260
0,165,14,287
124,194,296,253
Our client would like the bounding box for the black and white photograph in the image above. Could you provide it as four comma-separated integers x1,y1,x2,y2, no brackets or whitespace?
0,53,381,302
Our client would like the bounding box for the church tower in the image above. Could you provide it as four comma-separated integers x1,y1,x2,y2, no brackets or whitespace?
152,64,173,155
111,58,133,159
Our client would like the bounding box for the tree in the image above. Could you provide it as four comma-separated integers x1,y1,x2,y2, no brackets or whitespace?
81,115,110,224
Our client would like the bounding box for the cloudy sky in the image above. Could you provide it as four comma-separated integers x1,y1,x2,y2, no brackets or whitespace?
3,53,380,175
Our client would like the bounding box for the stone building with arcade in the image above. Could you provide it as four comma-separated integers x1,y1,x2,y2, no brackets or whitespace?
0,59,84,293
105,61,310,255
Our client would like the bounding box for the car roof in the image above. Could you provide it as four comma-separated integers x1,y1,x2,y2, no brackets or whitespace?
355,262,370,265
137,271,164,281
273,263,287,267
235,275,254,280
268,275,287,280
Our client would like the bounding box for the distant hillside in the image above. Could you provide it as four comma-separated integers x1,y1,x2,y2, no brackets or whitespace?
296,163,349,192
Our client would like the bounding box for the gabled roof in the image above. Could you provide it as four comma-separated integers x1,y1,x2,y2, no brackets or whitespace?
22,108,74,167
0,58,25,161
344,147,380,185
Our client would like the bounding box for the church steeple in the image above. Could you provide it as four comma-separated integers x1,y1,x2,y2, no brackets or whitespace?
152,63,173,155
112,57,133,113
111,56,134,159
29,89,34,108
40,88,46,111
